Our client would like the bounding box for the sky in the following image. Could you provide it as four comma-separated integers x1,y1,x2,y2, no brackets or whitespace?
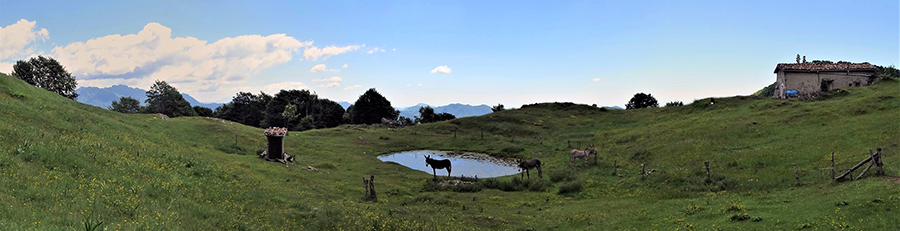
2,0,897,108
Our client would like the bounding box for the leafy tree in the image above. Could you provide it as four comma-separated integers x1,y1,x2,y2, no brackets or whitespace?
625,93,659,109
415,106,456,124
262,90,345,131
215,91,271,127
398,116,415,127
347,88,398,124
491,104,505,112
876,65,899,80
109,96,142,113
144,80,196,117
193,106,214,117
665,101,684,107
753,82,777,97
12,56,78,100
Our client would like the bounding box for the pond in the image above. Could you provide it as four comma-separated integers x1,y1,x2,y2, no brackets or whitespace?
377,150,520,178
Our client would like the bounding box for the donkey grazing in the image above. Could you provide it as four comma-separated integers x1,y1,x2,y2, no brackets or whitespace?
570,145,596,167
517,158,543,179
424,155,452,178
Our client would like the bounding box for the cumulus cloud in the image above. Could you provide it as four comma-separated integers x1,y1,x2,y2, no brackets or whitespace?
342,64,348,68
310,64,327,72
52,22,312,91
592,78,601,82
0,62,14,74
343,84,362,90
1,19,49,60
304,44,362,61
310,64,338,72
430,65,452,74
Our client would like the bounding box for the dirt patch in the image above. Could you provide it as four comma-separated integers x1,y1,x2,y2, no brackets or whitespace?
891,176,900,184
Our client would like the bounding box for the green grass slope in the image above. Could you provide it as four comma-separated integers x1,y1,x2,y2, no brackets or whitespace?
1,72,898,230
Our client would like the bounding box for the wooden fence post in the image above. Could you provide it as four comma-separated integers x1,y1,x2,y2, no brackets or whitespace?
363,175,377,202
641,164,646,180
369,175,377,202
613,160,618,176
567,140,571,148
875,147,884,176
793,164,801,186
831,152,835,182
704,161,711,183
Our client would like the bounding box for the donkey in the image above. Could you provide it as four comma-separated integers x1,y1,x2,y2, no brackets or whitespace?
570,145,596,167
517,158,543,179
424,155,452,178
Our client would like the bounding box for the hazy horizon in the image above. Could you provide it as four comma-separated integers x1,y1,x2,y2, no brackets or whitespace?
2,1,897,108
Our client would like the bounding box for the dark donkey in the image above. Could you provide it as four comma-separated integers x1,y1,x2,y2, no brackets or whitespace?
424,155,452,178
517,158,543,179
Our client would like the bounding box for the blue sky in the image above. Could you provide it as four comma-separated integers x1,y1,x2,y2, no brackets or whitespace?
2,0,897,108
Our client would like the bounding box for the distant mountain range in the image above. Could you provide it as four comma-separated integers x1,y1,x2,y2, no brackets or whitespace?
397,103,493,119
76,85,222,110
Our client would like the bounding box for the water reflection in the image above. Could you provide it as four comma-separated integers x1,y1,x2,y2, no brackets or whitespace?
378,150,519,178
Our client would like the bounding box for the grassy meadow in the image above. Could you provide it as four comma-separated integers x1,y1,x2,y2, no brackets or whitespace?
1,72,898,230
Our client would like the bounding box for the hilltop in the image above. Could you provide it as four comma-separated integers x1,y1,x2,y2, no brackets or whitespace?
1,73,898,230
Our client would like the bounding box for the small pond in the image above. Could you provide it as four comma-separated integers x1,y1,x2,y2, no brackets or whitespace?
377,150,520,178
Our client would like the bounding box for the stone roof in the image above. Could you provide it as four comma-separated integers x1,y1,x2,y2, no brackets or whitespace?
774,62,877,73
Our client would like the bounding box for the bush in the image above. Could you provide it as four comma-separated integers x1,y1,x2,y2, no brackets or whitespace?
549,169,576,183
482,177,549,192
558,179,583,194
665,101,684,107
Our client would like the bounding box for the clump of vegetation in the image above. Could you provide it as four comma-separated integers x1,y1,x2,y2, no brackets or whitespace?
683,204,702,215
12,55,79,100
753,82,777,97
729,213,750,221
665,101,684,107
876,65,899,80
557,179,583,194
549,169,576,183
481,177,550,192
721,200,745,213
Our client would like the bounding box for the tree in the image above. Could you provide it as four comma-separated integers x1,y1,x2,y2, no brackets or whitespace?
261,90,345,131
144,80,196,117
109,96,142,113
625,93,659,109
398,116,415,127
347,88,398,124
415,106,456,124
216,91,271,127
193,106,214,117
12,56,78,100
491,104,505,112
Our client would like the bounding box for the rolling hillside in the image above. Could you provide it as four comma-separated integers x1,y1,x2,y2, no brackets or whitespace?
1,73,898,230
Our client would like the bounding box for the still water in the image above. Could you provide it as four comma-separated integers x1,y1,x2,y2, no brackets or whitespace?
378,150,520,178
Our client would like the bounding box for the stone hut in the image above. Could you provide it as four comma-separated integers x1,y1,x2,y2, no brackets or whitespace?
773,61,877,99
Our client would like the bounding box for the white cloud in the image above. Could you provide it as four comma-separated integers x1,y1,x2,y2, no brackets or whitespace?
304,44,362,61
0,62,14,74
592,78,601,82
52,22,313,96
310,64,327,72
430,65,452,74
310,64,339,72
312,76,342,82
342,64,348,68
392,49,396,51
260,81,309,93
343,84,362,90
1,19,49,60
417,83,423,86
367,47,386,54
318,82,341,88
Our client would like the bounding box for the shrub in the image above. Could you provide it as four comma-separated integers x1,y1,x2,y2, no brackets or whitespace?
665,101,684,107
549,169,576,183
558,179,583,194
